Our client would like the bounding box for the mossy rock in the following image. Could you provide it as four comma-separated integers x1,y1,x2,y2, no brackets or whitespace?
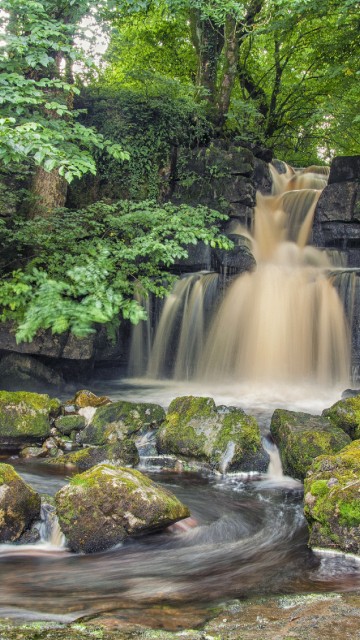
55,464,190,553
270,409,351,481
55,414,86,435
304,440,360,554
80,401,166,446
0,463,41,542
71,390,112,409
323,394,360,439
0,391,61,449
46,441,139,471
157,396,267,472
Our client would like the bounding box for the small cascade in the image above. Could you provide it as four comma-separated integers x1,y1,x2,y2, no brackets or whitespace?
128,291,152,377
38,502,66,548
146,272,219,379
331,270,360,381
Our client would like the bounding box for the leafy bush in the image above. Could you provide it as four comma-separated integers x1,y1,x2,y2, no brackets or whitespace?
0,200,231,341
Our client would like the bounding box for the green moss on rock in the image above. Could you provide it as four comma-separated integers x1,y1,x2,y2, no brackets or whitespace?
270,409,351,480
304,440,360,553
46,441,139,471
0,391,61,448
55,464,190,553
157,396,267,472
0,462,41,542
80,401,166,446
55,415,86,435
323,394,360,439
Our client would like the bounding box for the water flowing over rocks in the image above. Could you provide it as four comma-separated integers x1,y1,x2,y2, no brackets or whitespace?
270,409,351,480
323,393,360,440
157,396,269,473
0,391,61,450
0,463,41,542
55,464,190,553
304,440,360,554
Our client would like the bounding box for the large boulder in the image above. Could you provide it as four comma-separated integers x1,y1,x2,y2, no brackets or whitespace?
79,401,166,446
323,394,360,440
55,464,190,552
0,391,61,450
157,396,268,473
304,440,360,554
270,409,351,480
0,463,41,542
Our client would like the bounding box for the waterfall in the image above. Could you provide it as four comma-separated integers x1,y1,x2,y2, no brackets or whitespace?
197,165,350,385
139,163,351,387
128,291,152,377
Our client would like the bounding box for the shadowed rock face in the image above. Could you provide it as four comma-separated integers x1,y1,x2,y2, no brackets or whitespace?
304,440,360,554
55,464,190,553
0,463,41,542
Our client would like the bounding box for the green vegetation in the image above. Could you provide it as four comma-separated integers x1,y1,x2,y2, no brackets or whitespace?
0,0,358,340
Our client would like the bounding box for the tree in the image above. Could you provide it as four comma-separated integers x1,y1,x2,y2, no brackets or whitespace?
0,0,128,215
0,200,231,340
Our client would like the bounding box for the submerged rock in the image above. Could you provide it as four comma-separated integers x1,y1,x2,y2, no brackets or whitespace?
47,441,139,471
270,409,351,480
304,440,360,554
80,401,166,446
157,396,268,473
0,463,41,542
55,464,190,553
323,394,360,440
0,391,61,450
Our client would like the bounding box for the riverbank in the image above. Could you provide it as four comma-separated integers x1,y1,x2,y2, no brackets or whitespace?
1,592,360,639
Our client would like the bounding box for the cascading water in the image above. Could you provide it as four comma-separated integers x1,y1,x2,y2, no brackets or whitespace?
142,163,350,388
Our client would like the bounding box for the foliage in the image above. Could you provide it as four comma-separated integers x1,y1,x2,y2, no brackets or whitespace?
0,0,129,183
0,200,231,341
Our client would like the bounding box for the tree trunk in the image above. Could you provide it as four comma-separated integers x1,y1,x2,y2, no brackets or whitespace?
216,15,240,128
29,166,68,218
189,8,222,111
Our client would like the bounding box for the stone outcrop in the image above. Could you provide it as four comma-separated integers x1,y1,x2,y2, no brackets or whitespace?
312,155,360,267
0,391,61,450
0,463,41,542
304,440,360,554
47,441,139,471
270,409,351,480
55,464,190,552
157,395,269,473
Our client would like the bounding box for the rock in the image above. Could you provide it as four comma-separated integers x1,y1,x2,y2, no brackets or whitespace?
304,440,360,554
213,234,256,276
47,441,139,471
0,353,64,391
19,446,46,459
270,409,351,480
157,396,268,473
55,464,190,553
0,391,61,450
54,414,86,435
323,394,360,439
0,463,41,542
80,401,166,446
342,388,360,399
253,157,273,194
328,155,360,183
71,390,112,409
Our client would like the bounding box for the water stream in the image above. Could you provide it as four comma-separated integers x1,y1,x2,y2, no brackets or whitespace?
0,163,358,629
